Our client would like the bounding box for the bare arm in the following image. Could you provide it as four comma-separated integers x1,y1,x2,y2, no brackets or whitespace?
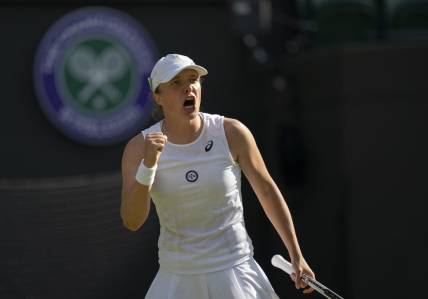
120,135,151,231
225,118,315,293
120,132,166,231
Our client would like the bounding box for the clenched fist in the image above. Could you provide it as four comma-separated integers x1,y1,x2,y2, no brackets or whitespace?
143,132,167,168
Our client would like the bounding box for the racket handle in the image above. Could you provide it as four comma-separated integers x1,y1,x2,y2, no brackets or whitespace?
271,254,294,274
271,254,345,299
301,274,344,299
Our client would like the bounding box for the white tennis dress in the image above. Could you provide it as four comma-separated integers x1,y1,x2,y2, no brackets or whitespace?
143,113,279,299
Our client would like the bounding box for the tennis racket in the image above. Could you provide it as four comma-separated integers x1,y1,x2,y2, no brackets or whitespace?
271,254,344,299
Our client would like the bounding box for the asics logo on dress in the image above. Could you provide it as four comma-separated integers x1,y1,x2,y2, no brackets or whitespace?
205,140,213,152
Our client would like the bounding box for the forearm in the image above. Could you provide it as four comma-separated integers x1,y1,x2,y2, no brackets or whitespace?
120,182,151,231
257,181,303,260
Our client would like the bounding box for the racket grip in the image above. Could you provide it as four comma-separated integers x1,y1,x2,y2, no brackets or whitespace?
271,255,345,299
271,254,294,275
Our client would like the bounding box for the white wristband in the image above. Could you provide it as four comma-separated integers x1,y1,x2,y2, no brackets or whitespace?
135,160,157,186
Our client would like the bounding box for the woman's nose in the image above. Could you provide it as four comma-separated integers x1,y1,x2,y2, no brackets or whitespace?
183,84,190,95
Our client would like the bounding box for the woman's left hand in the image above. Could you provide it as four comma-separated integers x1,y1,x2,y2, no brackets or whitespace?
290,255,315,294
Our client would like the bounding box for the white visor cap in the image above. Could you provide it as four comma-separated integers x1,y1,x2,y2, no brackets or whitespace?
148,54,208,92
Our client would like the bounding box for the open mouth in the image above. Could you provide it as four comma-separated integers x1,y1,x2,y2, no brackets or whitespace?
183,98,195,108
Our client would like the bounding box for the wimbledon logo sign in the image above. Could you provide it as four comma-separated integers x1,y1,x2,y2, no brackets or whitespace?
34,7,158,145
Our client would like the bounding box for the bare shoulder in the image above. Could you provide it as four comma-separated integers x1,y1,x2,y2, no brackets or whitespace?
224,118,254,162
122,133,145,161
224,117,252,141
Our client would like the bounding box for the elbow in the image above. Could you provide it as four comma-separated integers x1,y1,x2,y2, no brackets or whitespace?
257,181,280,203
122,218,144,231
121,211,148,231
120,194,150,231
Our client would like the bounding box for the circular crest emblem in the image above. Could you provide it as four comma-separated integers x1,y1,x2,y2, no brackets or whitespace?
185,170,199,183
33,7,158,145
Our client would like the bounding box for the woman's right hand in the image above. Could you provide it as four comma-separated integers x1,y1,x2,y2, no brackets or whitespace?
143,132,167,167
290,255,315,294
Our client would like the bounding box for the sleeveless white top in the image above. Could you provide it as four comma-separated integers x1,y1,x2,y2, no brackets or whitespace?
142,113,253,274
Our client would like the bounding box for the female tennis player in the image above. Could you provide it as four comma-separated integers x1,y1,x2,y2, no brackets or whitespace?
120,54,315,298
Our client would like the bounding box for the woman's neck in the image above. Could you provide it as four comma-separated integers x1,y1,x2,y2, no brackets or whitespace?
162,113,203,144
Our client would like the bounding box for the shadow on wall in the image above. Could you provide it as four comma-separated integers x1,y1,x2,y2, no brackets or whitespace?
0,173,159,299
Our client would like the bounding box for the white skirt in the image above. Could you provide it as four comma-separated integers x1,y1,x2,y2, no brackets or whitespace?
145,258,280,299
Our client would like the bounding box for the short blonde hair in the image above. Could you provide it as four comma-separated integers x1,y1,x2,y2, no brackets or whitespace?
151,87,164,120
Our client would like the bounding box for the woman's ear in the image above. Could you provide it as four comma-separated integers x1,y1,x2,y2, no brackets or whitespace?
153,93,162,106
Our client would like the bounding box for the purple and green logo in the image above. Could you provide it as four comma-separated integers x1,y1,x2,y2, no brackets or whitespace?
34,7,158,145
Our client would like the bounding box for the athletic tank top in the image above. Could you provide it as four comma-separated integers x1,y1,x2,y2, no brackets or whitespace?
142,113,253,274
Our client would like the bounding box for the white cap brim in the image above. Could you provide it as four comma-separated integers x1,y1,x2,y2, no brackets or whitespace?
148,54,209,92
158,65,208,86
